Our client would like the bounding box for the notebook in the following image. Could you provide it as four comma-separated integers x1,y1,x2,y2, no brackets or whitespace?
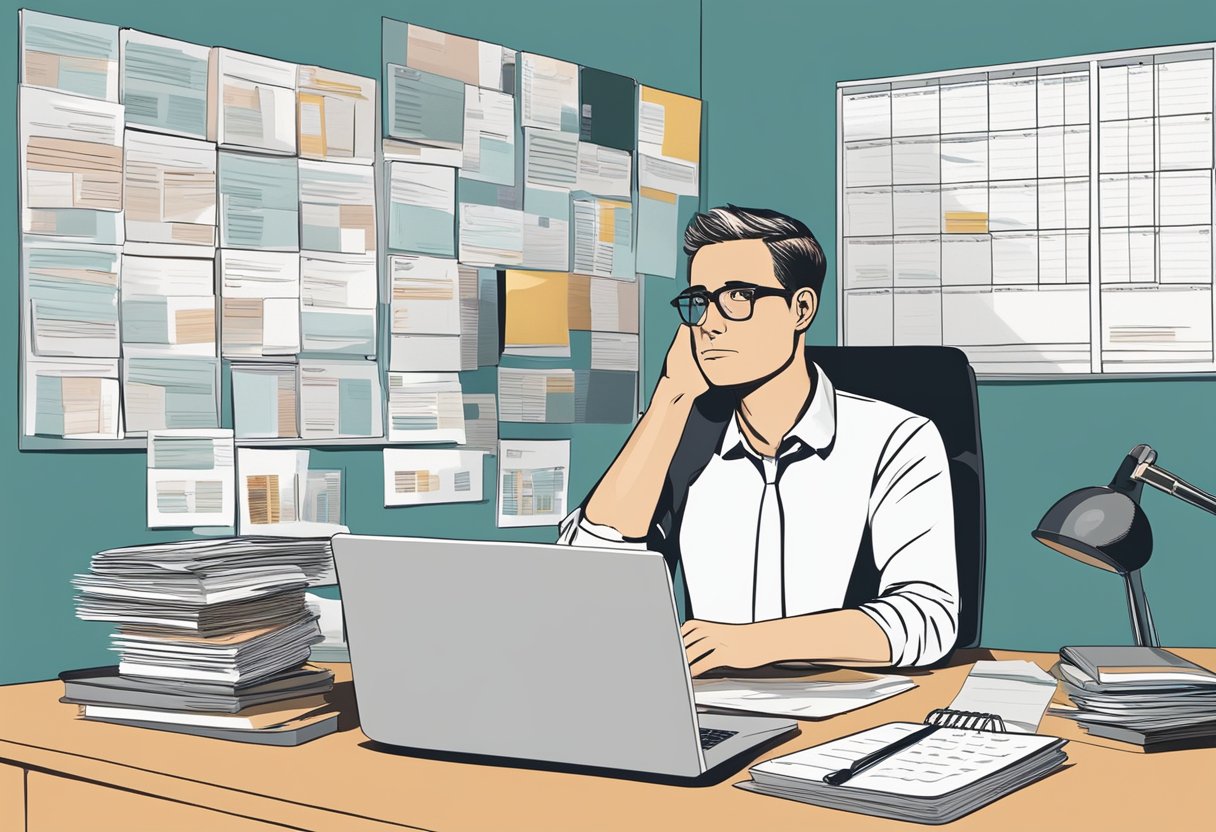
738,708,1067,824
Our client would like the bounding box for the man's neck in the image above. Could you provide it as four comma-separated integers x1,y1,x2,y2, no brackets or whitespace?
735,342,813,457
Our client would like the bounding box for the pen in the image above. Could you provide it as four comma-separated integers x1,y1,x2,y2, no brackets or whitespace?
822,723,940,786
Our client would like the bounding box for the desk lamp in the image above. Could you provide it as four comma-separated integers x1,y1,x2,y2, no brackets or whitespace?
1032,444,1216,647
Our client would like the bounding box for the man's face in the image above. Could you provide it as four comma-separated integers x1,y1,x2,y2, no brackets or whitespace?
686,239,817,388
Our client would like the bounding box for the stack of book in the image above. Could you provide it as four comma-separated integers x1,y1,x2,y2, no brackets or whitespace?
67,538,339,744
1049,645,1216,751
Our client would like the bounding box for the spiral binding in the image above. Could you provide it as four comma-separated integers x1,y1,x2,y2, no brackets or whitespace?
924,707,1008,732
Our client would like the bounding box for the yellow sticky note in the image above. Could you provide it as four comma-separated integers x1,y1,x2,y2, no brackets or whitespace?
504,270,570,348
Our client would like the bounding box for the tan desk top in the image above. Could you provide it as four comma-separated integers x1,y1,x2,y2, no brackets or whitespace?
1,649,1213,831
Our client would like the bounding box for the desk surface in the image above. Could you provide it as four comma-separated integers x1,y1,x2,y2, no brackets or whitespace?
1,648,1213,831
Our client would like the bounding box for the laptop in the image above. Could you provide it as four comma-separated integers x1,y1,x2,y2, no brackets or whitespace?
332,534,798,778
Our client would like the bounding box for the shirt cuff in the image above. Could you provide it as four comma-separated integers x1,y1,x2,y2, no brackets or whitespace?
556,507,649,550
858,596,924,668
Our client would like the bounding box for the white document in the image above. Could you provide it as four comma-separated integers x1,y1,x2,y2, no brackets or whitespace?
591,332,639,371
297,359,383,439
577,142,632,198
497,439,571,528
237,448,348,537
693,670,916,719
386,372,465,443
19,86,124,238
519,53,578,133
946,660,1057,733
298,160,376,255
462,85,516,186
23,240,122,359
211,48,297,154
300,252,377,356
390,254,461,335
146,429,235,529
219,251,300,357
383,449,486,506
498,368,576,422
458,202,525,267
23,357,122,439
297,65,376,165
122,130,217,256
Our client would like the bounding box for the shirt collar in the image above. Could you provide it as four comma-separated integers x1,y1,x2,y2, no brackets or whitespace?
718,361,837,461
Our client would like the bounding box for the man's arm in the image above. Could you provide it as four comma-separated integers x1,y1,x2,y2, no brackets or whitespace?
559,329,708,542
682,415,959,672
856,415,959,666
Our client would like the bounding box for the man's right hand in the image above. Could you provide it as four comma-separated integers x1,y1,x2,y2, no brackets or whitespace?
657,327,710,404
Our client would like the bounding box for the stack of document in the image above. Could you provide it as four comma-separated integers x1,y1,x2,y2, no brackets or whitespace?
1049,646,1216,750
111,612,324,685
69,538,338,741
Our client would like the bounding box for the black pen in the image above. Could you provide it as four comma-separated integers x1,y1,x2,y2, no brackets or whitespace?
822,724,940,786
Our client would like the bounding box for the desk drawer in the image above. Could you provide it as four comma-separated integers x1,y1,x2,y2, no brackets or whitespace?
26,772,295,832
1,763,24,832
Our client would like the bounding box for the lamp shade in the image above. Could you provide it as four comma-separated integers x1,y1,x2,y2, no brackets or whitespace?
1031,486,1153,575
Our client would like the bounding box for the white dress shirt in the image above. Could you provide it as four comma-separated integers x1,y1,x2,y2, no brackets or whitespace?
557,362,960,668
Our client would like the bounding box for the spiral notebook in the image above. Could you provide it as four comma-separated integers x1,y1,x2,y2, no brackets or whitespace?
736,662,1067,824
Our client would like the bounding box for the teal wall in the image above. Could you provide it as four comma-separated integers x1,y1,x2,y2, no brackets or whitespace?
6,0,1216,687
703,0,1216,651
0,0,700,684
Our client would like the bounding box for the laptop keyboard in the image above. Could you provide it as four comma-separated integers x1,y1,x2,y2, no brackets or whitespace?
699,727,739,750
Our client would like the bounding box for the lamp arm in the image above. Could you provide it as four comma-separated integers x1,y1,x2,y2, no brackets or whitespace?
1133,461,1216,516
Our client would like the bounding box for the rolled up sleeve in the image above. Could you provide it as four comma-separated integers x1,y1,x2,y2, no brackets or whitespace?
556,506,650,550
858,416,960,668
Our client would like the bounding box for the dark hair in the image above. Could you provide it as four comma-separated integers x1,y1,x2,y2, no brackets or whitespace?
683,205,826,296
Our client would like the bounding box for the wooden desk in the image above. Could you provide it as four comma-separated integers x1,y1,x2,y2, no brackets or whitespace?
1,649,1212,831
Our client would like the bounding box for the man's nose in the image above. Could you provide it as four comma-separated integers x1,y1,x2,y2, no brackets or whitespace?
699,303,728,337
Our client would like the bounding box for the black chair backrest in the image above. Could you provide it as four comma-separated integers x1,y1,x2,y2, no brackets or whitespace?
806,345,986,650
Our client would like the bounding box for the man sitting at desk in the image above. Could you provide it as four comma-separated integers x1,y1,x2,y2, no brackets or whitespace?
558,205,959,673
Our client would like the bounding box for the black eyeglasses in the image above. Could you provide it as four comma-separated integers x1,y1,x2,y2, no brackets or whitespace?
669,283,794,326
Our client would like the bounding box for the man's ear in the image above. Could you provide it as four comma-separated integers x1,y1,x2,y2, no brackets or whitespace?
794,288,818,332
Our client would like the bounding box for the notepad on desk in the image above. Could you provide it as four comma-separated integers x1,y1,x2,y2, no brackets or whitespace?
739,719,1067,824
735,660,1066,824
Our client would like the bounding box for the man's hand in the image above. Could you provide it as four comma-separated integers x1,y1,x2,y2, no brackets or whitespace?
681,619,773,676
657,327,710,404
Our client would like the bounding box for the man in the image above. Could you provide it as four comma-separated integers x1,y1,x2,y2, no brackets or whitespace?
557,205,959,673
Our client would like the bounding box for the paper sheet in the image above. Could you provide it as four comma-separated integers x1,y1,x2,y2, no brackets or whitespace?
146,429,235,528
947,660,1057,733
386,372,466,444
497,439,571,528
694,669,916,719
212,49,297,154
237,448,347,537
383,449,486,506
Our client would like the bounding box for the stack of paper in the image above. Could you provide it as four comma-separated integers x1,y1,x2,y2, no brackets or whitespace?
70,537,338,738
1050,646,1216,749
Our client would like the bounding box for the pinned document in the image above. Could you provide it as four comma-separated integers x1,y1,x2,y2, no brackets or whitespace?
209,49,297,154
146,429,236,529
497,439,571,528
237,448,347,537
383,449,487,506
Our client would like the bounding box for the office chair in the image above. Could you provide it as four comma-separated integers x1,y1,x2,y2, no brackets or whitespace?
806,345,986,652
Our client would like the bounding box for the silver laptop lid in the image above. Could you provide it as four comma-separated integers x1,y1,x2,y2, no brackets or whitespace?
333,534,706,777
